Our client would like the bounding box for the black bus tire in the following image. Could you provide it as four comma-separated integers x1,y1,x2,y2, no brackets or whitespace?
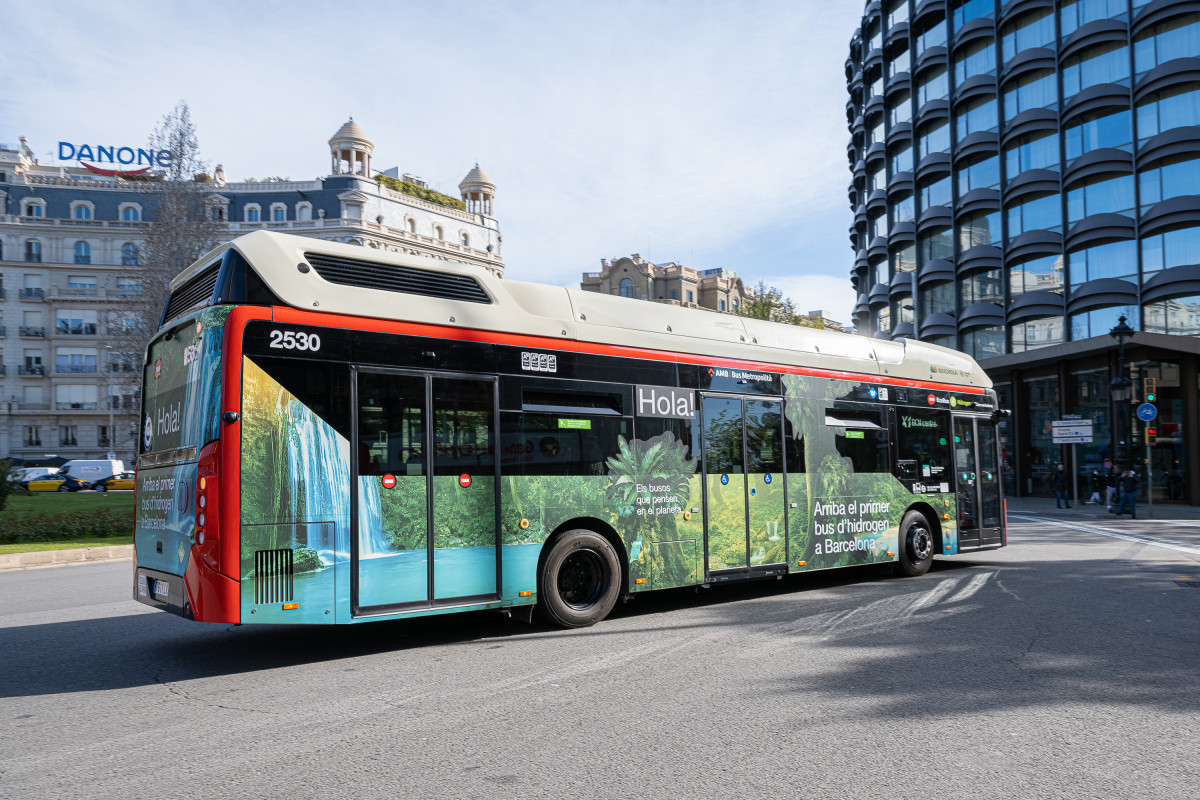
897,511,934,577
538,529,621,628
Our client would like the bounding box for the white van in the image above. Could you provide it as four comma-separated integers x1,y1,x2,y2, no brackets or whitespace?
58,460,124,484
10,466,60,483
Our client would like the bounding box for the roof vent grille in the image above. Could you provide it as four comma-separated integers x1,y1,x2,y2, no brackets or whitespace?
164,266,220,322
304,252,491,304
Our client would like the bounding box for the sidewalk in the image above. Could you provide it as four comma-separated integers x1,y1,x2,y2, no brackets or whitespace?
0,544,133,572
1005,495,1200,522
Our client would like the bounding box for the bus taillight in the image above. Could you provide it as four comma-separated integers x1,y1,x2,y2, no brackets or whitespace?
196,441,220,573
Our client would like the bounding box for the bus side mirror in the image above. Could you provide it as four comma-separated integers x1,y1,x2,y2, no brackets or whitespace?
222,411,240,424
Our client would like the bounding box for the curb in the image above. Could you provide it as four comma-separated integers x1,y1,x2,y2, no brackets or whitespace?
0,544,134,572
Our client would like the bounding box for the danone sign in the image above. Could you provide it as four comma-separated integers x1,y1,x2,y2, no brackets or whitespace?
58,141,172,177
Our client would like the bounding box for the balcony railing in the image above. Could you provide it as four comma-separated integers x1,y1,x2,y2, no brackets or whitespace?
56,403,99,411
19,326,45,338
16,402,48,411
18,365,46,376
55,364,98,374
19,288,45,301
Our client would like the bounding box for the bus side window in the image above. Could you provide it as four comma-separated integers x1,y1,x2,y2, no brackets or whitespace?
785,417,805,473
893,408,951,484
826,408,888,473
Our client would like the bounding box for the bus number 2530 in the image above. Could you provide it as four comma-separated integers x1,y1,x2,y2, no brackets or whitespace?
269,329,321,351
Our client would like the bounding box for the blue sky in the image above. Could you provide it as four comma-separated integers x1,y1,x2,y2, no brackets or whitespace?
1,1,865,321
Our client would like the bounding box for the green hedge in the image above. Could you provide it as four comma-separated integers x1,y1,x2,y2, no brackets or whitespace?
374,174,466,211
0,508,132,544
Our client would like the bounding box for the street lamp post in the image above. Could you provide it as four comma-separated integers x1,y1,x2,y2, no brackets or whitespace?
1109,315,1135,469
104,345,114,458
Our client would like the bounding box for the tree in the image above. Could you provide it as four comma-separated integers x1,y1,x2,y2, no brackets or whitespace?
108,102,225,450
0,459,14,513
737,281,826,329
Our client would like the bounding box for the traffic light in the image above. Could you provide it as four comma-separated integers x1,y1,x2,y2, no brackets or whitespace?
1146,426,1158,444
1144,376,1157,403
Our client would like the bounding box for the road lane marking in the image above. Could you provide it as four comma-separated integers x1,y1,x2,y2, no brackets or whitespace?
1009,514,1200,556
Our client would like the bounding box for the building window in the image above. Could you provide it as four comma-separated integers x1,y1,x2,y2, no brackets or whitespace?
1004,129,1059,176
917,119,950,161
406,218,416,234
868,113,885,147
1144,294,1200,335
117,277,143,296
296,202,312,221
98,426,110,447
960,325,1005,359
55,310,98,335
619,278,634,298
1011,317,1065,352
434,225,444,240
686,290,694,303
56,347,97,373
916,16,948,55
891,192,916,226
1003,69,1057,121
953,37,996,84
889,141,913,176
68,276,98,295
1008,253,1065,299
956,155,1000,194
1064,108,1131,160
958,210,1002,253
73,205,92,220
1135,13,1200,77
888,48,911,81
23,426,41,447
962,268,1004,304
460,233,469,247
719,299,727,311
955,95,999,139
1137,84,1200,143
919,173,953,209
59,426,79,446
121,243,139,266
1067,173,1135,223
916,65,950,106
212,207,225,222
1140,154,1200,212
55,384,98,411
121,205,141,222
894,296,914,325
271,204,287,222
1142,224,1200,273
245,205,260,223
25,240,41,263
74,241,91,264
1067,239,1137,286
1060,0,1128,38
874,305,892,333
1001,8,1056,63
886,0,909,29
888,90,912,127
951,0,993,32
867,161,885,193
23,201,44,218
1062,42,1130,99
891,243,916,274
919,281,956,316
919,226,954,263
1007,193,1062,241
1070,305,1138,340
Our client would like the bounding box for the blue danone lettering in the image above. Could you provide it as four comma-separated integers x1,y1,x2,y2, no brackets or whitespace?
57,141,172,168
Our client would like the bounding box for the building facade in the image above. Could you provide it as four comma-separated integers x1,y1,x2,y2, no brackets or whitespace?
845,0,1200,502
0,121,501,465
581,254,747,313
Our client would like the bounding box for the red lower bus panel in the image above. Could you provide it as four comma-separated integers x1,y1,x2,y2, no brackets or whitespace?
185,548,240,624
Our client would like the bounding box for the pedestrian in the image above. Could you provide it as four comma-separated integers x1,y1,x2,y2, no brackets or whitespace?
1106,464,1120,510
1087,469,1103,504
1114,469,1140,519
1052,462,1071,508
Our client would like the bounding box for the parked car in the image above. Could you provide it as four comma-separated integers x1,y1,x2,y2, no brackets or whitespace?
93,471,136,492
9,466,59,483
24,474,92,492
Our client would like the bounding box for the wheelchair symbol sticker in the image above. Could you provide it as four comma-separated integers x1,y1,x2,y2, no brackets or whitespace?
764,473,772,484
720,474,729,485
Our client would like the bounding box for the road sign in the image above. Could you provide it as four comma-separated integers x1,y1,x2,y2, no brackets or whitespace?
1052,418,1093,444
1137,403,1157,422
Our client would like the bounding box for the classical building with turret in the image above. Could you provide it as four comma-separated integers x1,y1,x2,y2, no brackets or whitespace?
580,254,746,313
0,120,501,465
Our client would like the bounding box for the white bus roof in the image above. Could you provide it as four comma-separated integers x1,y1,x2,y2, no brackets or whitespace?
175,231,990,390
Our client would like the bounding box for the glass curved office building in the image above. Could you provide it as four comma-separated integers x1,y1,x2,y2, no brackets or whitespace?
846,0,1200,502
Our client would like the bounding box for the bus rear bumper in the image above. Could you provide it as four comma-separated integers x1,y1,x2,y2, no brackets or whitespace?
132,556,240,624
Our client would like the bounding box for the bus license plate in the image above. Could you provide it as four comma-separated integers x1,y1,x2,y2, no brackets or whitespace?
154,580,170,600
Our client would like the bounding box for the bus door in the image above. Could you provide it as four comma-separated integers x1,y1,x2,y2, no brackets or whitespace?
700,394,787,577
352,369,500,616
952,415,1003,548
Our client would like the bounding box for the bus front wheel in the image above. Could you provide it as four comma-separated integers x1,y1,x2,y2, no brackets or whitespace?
538,529,621,628
897,511,934,577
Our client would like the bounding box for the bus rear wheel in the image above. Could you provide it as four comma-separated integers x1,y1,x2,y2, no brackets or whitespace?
897,511,934,577
538,529,621,628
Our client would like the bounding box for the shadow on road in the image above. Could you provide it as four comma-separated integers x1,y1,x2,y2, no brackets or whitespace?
3,527,1197,718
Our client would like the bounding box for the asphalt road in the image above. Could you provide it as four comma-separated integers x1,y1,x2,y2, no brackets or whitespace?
2,516,1199,799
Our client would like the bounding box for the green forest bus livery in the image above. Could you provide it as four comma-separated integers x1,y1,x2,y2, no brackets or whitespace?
134,231,1005,628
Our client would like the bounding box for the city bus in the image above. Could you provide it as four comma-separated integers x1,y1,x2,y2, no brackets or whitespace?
133,231,1005,628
